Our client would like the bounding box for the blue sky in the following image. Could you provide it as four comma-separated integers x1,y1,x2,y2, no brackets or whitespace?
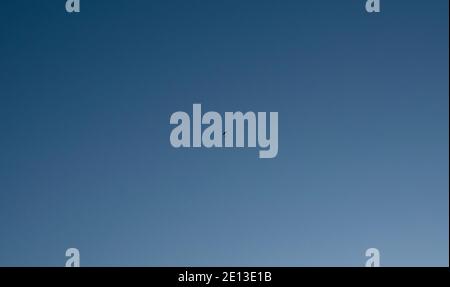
0,0,448,266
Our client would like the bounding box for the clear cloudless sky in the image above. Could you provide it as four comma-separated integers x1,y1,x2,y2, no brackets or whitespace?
0,0,448,266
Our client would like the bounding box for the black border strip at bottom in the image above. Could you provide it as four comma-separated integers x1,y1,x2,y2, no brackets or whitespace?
0,267,449,285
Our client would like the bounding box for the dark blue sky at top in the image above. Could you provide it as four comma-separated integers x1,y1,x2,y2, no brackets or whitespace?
0,0,448,266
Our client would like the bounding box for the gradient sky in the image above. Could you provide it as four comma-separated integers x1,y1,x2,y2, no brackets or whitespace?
0,0,448,266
